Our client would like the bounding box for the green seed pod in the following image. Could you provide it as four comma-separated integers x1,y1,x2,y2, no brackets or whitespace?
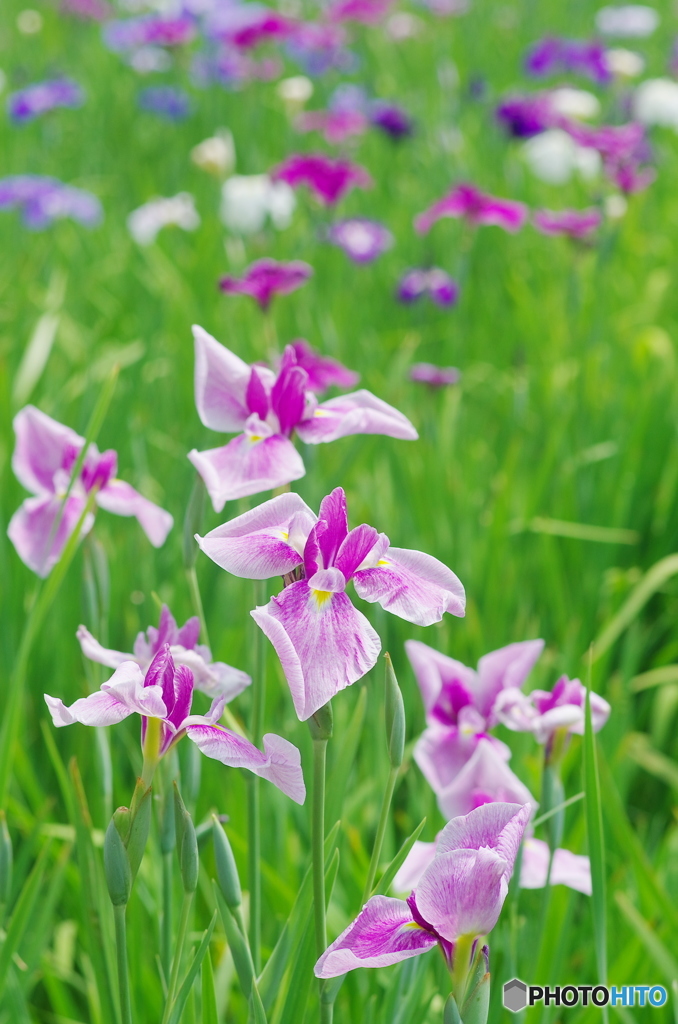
384,653,406,768
174,784,199,893
212,815,242,910
104,817,132,907
308,701,333,741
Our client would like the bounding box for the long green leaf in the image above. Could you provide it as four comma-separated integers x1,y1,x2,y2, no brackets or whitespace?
201,950,218,1024
614,891,678,984
584,668,608,1016
0,840,52,993
167,912,217,1024
371,816,426,896
326,687,367,825
592,553,678,661
213,884,256,1000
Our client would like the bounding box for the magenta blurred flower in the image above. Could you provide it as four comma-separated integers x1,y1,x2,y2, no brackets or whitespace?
197,487,464,719
409,363,461,386
104,15,196,51
287,339,360,393
370,101,413,139
525,37,611,84
533,207,602,239
327,0,393,23
77,603,250,701
8,406,173,577
0,175,102,230
327,218,393,262
188,327,416,508
219,258,313,311
397,268,459,307
192,47,281,88
271,153,372,206
295,108,369,144
205,5,294,49
415,183,528,234
45,645,305,802
315,802,530,976
60,0,111,20
564,118,654,191
494,674,610,744
138,86,191,120
8,79,84,122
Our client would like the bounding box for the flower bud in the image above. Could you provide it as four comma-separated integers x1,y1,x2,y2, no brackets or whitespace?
212,815,242,910
174,784,199,893
104,817,132,907
384,654,406,768
308,701,333,741
0,811,12,916
126,785,152,880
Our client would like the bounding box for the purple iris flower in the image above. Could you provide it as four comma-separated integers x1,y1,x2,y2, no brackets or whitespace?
8,405,173,577
533,207,602,239
0,175,102,230
61,0,110,19
295,108,369,144
409,363,461,386
192,47,281,89
370,101,413,139
285,22,355,75
495,93,555,138
564,119,654,193
197,488,465,720
77,603,250,701
287,339,360,393
493,674,610,744
188,327,417,508
138,86,191,120
415,183,528,235
525,37,612,84
103,15,195,51
45,644,305,803
314,802,530,976
205,5,294,49
271,153,372,206
327,218,393,263
327,0,394,24
218,259,313,311
8,79,84,123
406,638,543,817
397,268,459,306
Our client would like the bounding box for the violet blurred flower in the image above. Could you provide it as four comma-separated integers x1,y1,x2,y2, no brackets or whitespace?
8,78,84,122
370,100,413,139
315,802,530,976
60,0,111,20
218,258,312,311
272,153,372,205
192,46,281,88
198,487,464,720
327,218,393,262
8,406,173,577
77,604,250,701
525,37,612,84
287,339,359,393
286,22,355,75
533,207,602,239
205,5,294,49
398,268,459,307
565,119,654,193
103,15,195,52
188,328,417,508
295,108,368,144
410,363,461,387
327,0,393,23
45,645,305,803
493,674,610,744
0,175,102,230
415,183,528,234
496,93,555,138
138,86,191,120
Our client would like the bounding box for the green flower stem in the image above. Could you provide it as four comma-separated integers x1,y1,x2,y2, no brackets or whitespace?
312,735,333,1024
247,580,267,974
186,564,210,652
451,933,475,1006
162,891,194,1024
113,904,133,1024
362,764,399,903
162,850,173,984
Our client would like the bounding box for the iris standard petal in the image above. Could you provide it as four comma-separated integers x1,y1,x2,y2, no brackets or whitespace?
475,639,545,722
196,491,314,578
192,325,252,432
11,404,84,496
404,639,478,719
188,431,306,510
520,838,592,895
414,847,508,943
353,546,465,626
392,841,438,894
436,738,537,820
96,479,173,547
185,725,306,803
436,802,531,876
8,493,94,578
76,624,132,669
45,662,167,727
251,579,381,720
296,389,418,443
314,895,437,977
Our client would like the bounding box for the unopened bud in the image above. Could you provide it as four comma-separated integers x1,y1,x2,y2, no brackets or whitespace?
308,701,333,742
174,784,199,893
212,815,242,910
384,654,406,768
126,785,152,880
104,817,132,907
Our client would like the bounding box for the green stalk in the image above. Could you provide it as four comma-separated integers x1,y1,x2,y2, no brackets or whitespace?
186,565,210,652
114,904,133,1024
312,736,332,1024
248,579,267,973
362,764,398,903
161,851,173,985
162,891,194,1024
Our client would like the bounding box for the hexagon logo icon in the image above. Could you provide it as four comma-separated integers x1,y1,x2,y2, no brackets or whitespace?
503,978,528,1012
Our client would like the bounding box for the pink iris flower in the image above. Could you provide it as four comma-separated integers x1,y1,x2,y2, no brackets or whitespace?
415,183,528,235
218,259,313,312
409,363,461,387
315,802,530,976
327,218,393,263
286,339,360,393
196,488,465,720
8,405,173,578
533,207,602,239
187,326,417,509
493,674,610,744
45,644,305,803
295,109,369,144
77,603,250,701
327,0,394,24
271,153,372,205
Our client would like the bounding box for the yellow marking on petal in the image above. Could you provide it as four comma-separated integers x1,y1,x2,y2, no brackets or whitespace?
313,409,331,417
311,589,333,607
403,922,427,931
249,434,263,443
377,558,390,566
280,530,289,540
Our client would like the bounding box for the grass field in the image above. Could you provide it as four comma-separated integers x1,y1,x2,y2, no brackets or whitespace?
1,0,678,1020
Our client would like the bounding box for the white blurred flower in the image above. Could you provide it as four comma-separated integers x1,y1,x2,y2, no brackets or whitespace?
386,12,424,39
191,130,236,177
127,193,200,246
17,9,43,33
604,47,645,77
522,129,601,185
633,77,678,127
276,76,313,113
604,193,628,218
129,46,173,73
550,88,600,120
595,5,658,37
220,174,296,234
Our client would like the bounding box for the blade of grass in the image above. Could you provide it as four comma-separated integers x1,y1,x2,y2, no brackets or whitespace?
584,653,608,1022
